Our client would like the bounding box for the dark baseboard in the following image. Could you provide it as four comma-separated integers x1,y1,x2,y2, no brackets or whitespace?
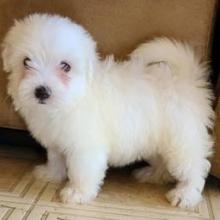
0,127,43,150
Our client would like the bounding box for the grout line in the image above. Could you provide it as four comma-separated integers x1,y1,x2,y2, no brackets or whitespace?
205,190,215,220
20,179,35,198
21,204,36,220
22,183,49,220
1,205,15,220
40,211,49,220
9,162,35,193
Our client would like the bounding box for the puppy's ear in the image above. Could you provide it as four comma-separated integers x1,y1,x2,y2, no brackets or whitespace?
1,41,12,73
2,19,20,73
87,56,96,79
86,43,99,81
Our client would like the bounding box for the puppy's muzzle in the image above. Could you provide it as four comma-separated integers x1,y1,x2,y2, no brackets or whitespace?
34,85,51,104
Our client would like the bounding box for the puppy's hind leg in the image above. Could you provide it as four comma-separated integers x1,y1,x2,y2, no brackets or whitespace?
165,157,210,209
163,136,212,208
133,155,174,184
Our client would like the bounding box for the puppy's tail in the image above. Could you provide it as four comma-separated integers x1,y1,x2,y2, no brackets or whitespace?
130,37,208,80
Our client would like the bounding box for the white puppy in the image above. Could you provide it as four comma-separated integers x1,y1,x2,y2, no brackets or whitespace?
1,14,214,208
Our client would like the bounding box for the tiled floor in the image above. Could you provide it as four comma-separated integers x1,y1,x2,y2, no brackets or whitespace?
0,144,220,220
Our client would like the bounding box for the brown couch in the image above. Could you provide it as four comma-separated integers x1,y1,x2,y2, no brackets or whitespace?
0,0,220,177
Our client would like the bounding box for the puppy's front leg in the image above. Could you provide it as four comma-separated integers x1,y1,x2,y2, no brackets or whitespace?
33,149,67,183
60,149,107,204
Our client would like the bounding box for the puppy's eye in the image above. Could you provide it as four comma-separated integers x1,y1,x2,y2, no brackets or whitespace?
60,61,71,72
23,57,31,68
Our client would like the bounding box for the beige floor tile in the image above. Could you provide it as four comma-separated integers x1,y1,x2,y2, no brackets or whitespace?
0,201,31,220
0,158,32,191
207,182,220,220
0,144,219,219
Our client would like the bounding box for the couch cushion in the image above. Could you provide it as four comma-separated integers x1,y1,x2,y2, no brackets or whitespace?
0,0,218,126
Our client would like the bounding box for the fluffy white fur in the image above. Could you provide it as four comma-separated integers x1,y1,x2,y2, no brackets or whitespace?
1,14,214,208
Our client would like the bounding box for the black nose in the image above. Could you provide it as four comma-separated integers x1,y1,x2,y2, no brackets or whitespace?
34,86,51,103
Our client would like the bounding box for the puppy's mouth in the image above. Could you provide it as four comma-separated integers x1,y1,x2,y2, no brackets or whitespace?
38,100,47,104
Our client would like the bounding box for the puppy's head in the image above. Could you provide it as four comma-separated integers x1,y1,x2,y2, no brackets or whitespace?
1,14,97,112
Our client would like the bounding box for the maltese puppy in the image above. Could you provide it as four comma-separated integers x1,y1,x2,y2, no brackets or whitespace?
1,14,214,208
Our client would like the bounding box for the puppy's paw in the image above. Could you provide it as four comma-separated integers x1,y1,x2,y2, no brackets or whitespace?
133,166,155,183
33,164,66,183
166,187,202,209
133,166,173,184
60,185,98,204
